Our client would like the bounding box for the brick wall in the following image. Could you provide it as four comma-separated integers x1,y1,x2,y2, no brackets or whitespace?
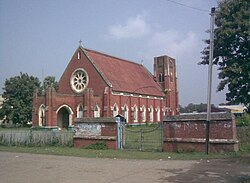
73,117,118,149
58,48,108,95
163,112,239,153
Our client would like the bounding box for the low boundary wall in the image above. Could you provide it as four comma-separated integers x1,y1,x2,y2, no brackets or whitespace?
163,112,239,153
73,117,118,149
0,130,73,146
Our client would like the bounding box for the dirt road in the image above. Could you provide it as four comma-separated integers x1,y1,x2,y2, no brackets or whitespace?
0,152,249,183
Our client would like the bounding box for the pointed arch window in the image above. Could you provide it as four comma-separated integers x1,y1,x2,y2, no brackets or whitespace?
141,106,146,122
77,104,83,118
149,106,154,122
94,105,100,118
124,105,129,123
38,105,46,126
133,105,138,122
170,72,174,82
163,107,166,117
113,104,119,117
159,72,164,82
156,107,160,122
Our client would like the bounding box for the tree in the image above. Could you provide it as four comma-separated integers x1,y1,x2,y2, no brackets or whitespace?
0,73,40,126
42,76,59,91
179,103,216,113
200,0,250,111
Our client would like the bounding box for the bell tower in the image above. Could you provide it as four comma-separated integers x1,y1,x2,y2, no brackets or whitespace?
154,55,179,115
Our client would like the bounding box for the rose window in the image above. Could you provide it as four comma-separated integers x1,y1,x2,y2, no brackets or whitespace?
70,69,88,93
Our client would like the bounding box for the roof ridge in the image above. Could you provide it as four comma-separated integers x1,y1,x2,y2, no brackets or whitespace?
84,48,143,67
80,46,165,97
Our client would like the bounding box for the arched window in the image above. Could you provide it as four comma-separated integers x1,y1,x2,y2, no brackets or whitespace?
169,60,174,82
94,105,100,118
133,105,138,122
124,105,129,123
149,106,154,122
141,106,146,122
113,104,119,117
77,104,83,118
156,107,160,122
162,107,166,117
38,105,45,126
170,72,174,82
159,72,164,82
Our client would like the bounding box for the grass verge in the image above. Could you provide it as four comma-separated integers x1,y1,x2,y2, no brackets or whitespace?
0,145,248,160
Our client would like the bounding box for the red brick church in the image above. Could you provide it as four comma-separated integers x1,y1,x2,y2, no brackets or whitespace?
32,44,179,129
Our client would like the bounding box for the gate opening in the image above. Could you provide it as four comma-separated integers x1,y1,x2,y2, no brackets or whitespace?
119,122,163,152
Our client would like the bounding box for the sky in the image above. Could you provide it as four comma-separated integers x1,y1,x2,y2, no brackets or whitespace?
0,0,227,106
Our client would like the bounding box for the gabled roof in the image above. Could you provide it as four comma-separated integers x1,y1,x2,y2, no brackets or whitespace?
81,47,164,97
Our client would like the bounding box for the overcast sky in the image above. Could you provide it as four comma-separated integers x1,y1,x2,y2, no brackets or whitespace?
0,0,227,106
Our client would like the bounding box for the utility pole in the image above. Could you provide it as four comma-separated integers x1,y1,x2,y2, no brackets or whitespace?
206,7,216,155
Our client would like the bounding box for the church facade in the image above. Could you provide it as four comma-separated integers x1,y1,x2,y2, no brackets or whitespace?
32,45,179,129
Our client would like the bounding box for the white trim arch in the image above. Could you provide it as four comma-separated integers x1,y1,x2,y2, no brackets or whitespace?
162,106,166,117
123,104,129,123
56,104,74,127
133,104,138,122
76,104,84,118
156,106,161,122
38,104,46,127
113,103,119,117
149,105,154,122
141,105,146,122
94,104,100,118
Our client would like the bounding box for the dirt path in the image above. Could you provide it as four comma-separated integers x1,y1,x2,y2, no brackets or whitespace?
0,152,249,183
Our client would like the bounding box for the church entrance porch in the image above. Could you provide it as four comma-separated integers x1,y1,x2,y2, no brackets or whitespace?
57,105,73,130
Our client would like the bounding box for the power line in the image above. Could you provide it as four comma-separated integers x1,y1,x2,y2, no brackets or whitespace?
165,0,210,13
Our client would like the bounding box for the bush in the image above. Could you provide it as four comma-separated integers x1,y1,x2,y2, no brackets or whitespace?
237,126,250,152
0,123,15,128
236,113,250,126
84,141,108,150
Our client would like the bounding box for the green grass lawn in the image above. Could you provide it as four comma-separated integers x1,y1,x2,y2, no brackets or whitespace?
0,145,247,160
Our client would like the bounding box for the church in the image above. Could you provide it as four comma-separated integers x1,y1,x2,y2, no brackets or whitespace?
32,44,179,129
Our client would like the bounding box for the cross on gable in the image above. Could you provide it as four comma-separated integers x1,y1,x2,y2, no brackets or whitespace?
79,40,83,46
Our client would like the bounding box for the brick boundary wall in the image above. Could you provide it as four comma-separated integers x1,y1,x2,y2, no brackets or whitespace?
73,117,118,149
163,112,239,153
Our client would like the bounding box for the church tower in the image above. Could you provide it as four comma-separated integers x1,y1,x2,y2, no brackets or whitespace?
154,55,179,115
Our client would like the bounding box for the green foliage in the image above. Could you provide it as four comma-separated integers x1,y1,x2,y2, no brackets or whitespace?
50,136,60,146
237,126,250,152
200,0,250,111
179,103,215,113
236,113,250,126
177,146,196,153
83,141,108,150
0,73,41,126
42,76,59,91
0,74,59,126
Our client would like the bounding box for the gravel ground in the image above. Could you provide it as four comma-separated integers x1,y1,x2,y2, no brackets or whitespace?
0,152,249,183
